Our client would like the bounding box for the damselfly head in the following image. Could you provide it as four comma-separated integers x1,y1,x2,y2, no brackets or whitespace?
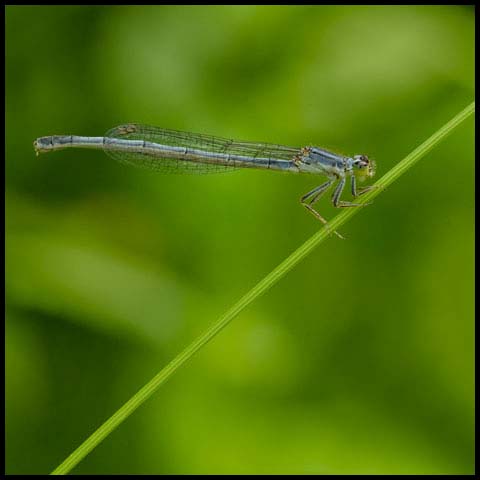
353,154,376,180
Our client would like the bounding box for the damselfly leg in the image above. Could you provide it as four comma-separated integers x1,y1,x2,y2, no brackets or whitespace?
301,175,377,238
351,175,378,199
300,179,345,239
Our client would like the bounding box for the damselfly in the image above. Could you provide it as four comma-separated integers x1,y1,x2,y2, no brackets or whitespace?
34,124,376,239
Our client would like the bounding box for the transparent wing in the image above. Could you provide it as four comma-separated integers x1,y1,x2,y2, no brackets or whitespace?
104,124,301,175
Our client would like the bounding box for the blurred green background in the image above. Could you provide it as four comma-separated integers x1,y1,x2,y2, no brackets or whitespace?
5,5,474,475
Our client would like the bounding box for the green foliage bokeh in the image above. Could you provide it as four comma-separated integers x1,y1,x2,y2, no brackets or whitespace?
5,5,474,475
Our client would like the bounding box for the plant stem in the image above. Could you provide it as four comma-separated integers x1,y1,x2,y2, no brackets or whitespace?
51,101,474,475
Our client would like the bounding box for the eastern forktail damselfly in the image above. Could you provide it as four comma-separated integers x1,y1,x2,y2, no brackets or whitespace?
34,124,377,239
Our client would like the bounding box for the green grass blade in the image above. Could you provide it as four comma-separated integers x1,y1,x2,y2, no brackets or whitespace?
51,101,474,475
